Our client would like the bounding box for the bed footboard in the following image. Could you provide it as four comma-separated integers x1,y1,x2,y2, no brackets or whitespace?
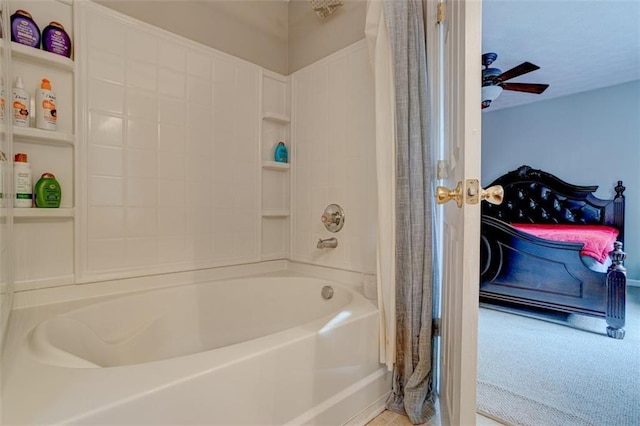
480,216,627,338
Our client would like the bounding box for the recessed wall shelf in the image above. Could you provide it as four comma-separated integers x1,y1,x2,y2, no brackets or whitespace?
11,127,74,146
4,0,76,292
6,208,75,218
261,210,290,218
262,161,290,171
4,40,74,71
262,112,291,124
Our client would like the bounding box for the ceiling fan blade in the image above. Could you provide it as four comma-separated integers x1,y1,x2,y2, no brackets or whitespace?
496,62,540,82
502,82,549,94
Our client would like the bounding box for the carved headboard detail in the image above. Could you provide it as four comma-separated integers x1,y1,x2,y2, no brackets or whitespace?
482,165,625,242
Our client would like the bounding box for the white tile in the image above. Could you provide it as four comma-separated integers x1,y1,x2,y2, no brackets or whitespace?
159,97,186,126
234,161,256,187
235,231,257,258
89,112,123,147
158,207,186,237
127,178,157,207
127,149,157,179
126,28,158,64
87,11,126,55
186,207,212,235
262,76,287,116
89,49,125,84
186,233,212,261
127,89,158,120
187,105,213,135
89,176,123,207
14,221,73,281
159,123,186,153
158,236,187,263
88,238,125,271
187,51,212,78
157,179,186,207
234,185,257,211
213,58,235,84
234,209,256,233
159,68,186,99
89,79,124,114
213,186,235,213
187,75,212,107
126,207,157,237
88,207,124,239
159,43,187,72
158,151,186,181
186,181,212,207
186,151,212,183
89,145,123,177
127,60,157,92
125,237,158,267
127,118,158,150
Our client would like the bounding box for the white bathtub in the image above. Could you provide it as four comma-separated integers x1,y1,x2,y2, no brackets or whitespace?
2,274,389,425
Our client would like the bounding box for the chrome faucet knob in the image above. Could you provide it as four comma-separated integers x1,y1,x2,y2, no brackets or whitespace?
321,204,345,232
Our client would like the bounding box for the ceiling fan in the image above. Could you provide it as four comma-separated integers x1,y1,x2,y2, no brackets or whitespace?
481,52,549,109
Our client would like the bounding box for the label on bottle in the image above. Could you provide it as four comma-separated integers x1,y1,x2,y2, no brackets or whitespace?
11,16,40,47
41,92,57,127
43,27,71,57
13,91,29,127
15,170,31,199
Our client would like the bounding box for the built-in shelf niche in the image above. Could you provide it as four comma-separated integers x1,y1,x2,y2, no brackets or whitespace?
7,0,76,291
260,71,291,260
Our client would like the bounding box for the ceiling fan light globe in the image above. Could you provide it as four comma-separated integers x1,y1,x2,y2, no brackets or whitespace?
481,85,503,106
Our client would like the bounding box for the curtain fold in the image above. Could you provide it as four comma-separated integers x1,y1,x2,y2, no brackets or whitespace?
365,0,397,372
369,0,436,423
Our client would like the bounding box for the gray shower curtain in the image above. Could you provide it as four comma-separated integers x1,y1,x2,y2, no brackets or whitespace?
382,0,436,424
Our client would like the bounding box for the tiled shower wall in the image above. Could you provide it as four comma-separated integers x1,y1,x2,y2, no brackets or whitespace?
81,4,260,281
290,42,377,273
80,4,376,282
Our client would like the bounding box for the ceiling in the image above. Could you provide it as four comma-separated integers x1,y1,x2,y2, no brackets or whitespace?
482,0,640,111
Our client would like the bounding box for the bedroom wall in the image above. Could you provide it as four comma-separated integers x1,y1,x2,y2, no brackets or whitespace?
482,80,640,280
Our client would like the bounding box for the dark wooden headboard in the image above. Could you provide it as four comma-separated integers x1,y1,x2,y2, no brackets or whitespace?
482,165,626,243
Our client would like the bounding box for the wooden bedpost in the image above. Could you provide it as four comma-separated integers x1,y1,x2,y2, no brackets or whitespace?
613,181,625,244
606,241,626,339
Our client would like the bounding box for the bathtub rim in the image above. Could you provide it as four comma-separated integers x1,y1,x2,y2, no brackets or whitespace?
12,259,372,310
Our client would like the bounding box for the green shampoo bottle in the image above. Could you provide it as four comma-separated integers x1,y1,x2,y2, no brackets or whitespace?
34,172,61,208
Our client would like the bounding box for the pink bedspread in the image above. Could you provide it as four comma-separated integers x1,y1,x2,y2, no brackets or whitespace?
511,223,619,263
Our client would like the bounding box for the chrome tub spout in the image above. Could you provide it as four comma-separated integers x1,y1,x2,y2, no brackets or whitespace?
317,237,338,249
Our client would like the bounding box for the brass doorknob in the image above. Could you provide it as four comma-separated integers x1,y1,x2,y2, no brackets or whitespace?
435,181,463,207
481,185,504,205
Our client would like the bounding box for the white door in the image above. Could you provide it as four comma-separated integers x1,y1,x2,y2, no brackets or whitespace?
433,0,483,424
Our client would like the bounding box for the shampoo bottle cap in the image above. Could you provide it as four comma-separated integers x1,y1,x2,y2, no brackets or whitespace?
41,79,52,90
14,153,28,163
15,76,24,89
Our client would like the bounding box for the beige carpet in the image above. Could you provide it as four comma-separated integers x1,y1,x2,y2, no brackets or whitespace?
477,287,640,426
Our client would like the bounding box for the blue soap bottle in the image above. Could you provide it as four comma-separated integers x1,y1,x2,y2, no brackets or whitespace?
274,141,288,163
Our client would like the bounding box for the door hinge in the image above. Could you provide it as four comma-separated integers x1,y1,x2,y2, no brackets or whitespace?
433,318,441,337
437,2,445,24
